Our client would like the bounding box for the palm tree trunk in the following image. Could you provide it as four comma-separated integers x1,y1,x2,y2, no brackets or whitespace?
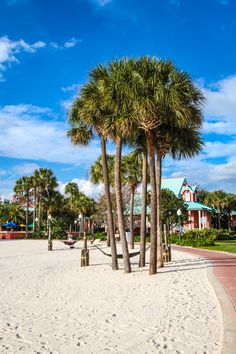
146,131,157,275
139,150,147,267
115,136,131,273
25,194,29,238
156,152,163,268
218,212,221,229
38,195,42,232
101,137,118,271
129,186,135,249
106,214,111,247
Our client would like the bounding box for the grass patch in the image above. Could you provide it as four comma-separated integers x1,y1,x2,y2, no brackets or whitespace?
197,240,236,254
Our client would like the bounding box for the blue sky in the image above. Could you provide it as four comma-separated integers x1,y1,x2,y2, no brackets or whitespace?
0,0,236,199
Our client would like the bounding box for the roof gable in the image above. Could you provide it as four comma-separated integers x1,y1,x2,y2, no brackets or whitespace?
161,177,186,198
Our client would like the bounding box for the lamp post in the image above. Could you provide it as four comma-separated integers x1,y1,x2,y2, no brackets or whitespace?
74,219,77,233
48,214,52,251
35,217,38,233
177,209,182,243
79,213,89,267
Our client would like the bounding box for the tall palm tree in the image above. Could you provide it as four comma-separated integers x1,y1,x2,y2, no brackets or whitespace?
103,59,141,273
130,57,204,274
122,151,142,249
14,176,32,237
67,74,119,271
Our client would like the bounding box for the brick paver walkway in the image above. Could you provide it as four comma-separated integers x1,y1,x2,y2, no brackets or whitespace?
172,246,236,309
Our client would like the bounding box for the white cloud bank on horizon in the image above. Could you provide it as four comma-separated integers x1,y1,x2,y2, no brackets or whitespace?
58,178,104,200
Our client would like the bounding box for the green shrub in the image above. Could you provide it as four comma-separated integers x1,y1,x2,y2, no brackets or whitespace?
215,229,236,240
94,231,107,241
174,228,216,247
134,234,150,243
28,231,47,239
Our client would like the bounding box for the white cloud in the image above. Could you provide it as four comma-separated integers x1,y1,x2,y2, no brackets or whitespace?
61,84,81,92
60,98,74,110
219,0,229,5
163,152,236,193
0,36,46,80
202,75,236,135
0,169,6,176
0,104,101,164
170,0,181,7
58,178,104,200
93,0,112,6
50,37,81,50
64,37,79,48
11,162,39,175
0,35,80,80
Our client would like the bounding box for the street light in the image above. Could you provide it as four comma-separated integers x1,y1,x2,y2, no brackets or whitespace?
74,219,77,233
48,214,52,251
79,213,89,267
34,217,38,232
177,209,182,243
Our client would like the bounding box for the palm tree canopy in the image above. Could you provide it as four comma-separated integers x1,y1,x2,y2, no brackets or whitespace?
90,154,115,185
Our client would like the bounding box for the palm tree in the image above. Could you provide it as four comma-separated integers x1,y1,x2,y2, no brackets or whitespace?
33,168,58,231
4,204,24,224
122,151,142,249
205,190,227,229
14,176,32,237
90,154,115,246
155,124,204,268
129,131,149,267
67,73,119,271
131,57,204,274
65,182,79,210
103,59,141,273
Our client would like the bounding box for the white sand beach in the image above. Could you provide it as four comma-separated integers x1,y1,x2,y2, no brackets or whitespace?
0,240,223,354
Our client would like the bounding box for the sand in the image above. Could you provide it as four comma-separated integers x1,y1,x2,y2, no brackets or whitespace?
0,240,223,354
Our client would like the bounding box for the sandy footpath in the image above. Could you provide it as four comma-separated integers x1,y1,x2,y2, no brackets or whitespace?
0,240,223,354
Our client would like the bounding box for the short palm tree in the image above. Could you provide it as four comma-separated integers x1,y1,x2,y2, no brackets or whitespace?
90,154,115,246
122,151,142,249
155,124,204,268
65,182,79,210
33,168,58,231
14,176,32,237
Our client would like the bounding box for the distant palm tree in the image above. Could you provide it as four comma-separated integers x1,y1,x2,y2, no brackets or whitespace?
155,124,204,268
14,176,32,237
205,190,227,229
90,154,115,246
33,168,58,231
122,151,142,249
65,182,79,210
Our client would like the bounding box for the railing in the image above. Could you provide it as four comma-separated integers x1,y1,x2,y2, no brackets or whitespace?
0,231,26,239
